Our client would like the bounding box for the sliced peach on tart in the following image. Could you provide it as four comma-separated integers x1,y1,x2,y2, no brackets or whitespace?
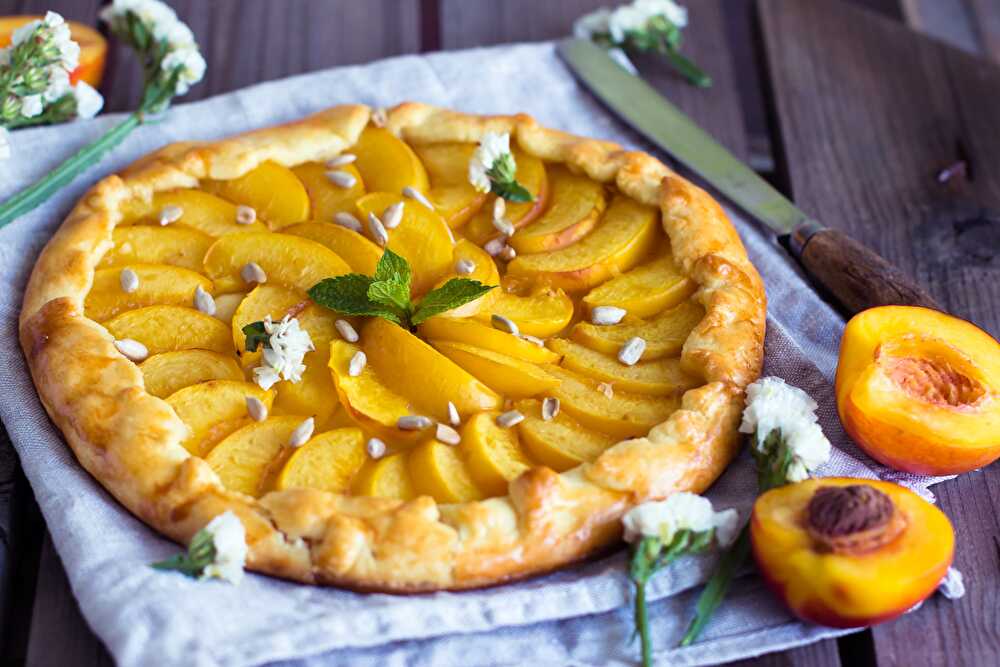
474,285,575,338
515,399,616,472
203,161,310,229
292,162,366,222
283,221,383,276
427,240,500,318
353,453,416,500
462,149,549,244
204,416,308,496
409,439,485,504
276,427,367,493
572,299,705,361
165,380,274,456
419,316,560,364
508,165,606,254
459,412,534,497
582,251,696,318
203,232,351,294
212,293,246,325
547,338,700,396
98,226,213,272
231,284,305,364
85,264,212,322
412,142,488,228
431,341,561,399
140,350,244,399
104,305,233,356
352,127,430,195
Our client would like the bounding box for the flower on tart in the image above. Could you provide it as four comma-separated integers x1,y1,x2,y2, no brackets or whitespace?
467,132,533,202
624,491,739,547
249,315,314,390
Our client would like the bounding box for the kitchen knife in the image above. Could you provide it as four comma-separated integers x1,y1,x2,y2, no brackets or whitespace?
557,38,939,315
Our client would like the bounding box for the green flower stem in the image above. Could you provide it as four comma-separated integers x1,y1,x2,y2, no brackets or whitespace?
630,532,692,667
659,44,712,88
678,525,751,646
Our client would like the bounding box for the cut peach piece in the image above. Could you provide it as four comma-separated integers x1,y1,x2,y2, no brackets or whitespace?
572,299,704,361
352,127,430,194
516,399,615,471
547,338,700,396
273,352,339,425
462,149,549,244
409,440,485,504
140,350,243,399
276,427,367,493
129,189,269,237
509,165,606,254
353,453,415,500
355,192,454,295
429,240,500,318
85,263,212,322
412,142,487,228
292,162,366,222
419,317,560,364
544,365,681,438
432,341,560,398
429,184,487,229
212,293,246,325
460,412,533,497
98,226,213,272
329,340,417,444
231,285,305,364
166,380,274,456
204,416,304,496
203,232,350,294
203,161,310,229
508,195,659,292
582,252,695,318
283,222,382,275
362,318,501,421
836,306,1000,475
105,306,233,356
474,287,575,338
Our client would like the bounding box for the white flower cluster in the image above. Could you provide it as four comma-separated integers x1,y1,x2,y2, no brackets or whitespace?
623,491,740,547
740,376,832,482
574,0,688,43
252,315,314,390
200,511,247,584
468,131,513,193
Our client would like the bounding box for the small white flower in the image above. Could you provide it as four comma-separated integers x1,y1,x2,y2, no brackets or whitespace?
938,567,965,600
11,18,42,46
42,66,71,103
468,131,513,193
73,82,104,119
20,95,43,118
252,315,314,390
200,511,247,584
0,127,11,161
161,45,206,95
607,0,688,43
573,7,612,39
623,492,739,547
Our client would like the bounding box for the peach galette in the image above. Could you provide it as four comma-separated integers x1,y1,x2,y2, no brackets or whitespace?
19,103,766,591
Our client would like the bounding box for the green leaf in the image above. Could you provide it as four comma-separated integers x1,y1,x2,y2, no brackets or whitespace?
308,274,401,324
491,179,533,203
242,321,270,352
151,526,217,578
679,524,751,646
373,247,412,290
411,279,495,325
367,279,411,315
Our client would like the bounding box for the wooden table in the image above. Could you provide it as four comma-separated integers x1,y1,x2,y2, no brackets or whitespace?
2,1,998,665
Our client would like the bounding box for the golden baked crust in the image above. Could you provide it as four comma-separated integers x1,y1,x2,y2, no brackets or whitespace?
19,103,766,591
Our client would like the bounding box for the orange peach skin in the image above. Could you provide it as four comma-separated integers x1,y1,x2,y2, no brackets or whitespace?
751,478,953,628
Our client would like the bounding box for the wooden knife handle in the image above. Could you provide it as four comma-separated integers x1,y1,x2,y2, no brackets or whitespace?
795,226,940,314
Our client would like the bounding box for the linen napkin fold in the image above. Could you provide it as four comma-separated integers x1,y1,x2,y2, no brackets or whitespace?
0,43,950,667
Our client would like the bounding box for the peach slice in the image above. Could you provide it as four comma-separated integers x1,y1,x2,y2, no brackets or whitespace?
544,365,681,438
165,380,274,456
140,350,244,399
105,306,233,356
353,453,416,500
572,299,705,361
352,127,430,194
462,149,549,244
474,286,575,338
203,232,350,294
460,412,533,497
98,226,213,272
231,284,305,365
515,399,615,471
412,142,487,228
547,338,700,396
418,317,560,364
283,222,382,275
582,252,696,318
355,192,454,295
429,240,500,318
508,195,659,292
203,161,310,229
127,189,269,237
431,340,560,398
272,354,339,425
362,318,501,421
276,427,367,492
409,440,485,503
204,416,305,496
85,263,212,322
508,165,606,254
292,162,366,222
213,293,246,325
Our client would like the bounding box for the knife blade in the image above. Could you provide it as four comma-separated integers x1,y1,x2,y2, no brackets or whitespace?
557,38,939,315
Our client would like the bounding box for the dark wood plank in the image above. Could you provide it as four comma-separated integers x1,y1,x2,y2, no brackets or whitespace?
757,2,1000,667
967,0,1000,62
722,639,844,667
439,0,605,49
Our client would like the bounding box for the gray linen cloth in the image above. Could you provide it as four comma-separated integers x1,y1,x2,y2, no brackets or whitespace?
0,43,952,666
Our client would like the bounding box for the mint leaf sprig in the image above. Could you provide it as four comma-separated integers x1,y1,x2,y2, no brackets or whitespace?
486,152,533,203
308,248,495,330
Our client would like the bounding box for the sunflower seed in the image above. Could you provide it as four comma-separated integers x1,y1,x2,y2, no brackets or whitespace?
335,319,359,342
158,205,182,226
402,186,434,210
498,244,517,261
245,396,268,422
436,423,461,446
326,170,357,189
367,212,388,246
617,336,646,366
455,258,476,275
518,333,545,347
382,201,404,229
591,306,627,325
492,216,515,237
119,267,139,293
371,107,388,127
193,284,216,316
597,382,615,399
492,197,506,220
235,205,257,225
288,417,315,448
366,437,387,459
348,350,367,377
327,153,356,168
333,212,362,232
483,237,506,257
114,338,148,362
541,397,560,421
397,415,433,431
491,314,519,336
496,410,525,428
447,401,461,426
240,262,267,284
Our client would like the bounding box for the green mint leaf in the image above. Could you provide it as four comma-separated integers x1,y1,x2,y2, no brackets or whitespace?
151,526,217,578
308,274,402,324
367,279,411,316
491,179,533,203
373,247,412,292
242,321,270,352
411,279,496,325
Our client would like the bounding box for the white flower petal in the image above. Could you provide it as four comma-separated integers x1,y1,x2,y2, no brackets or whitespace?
623,492,734,546
201,510,247,585
73,81,105,118
573,8,612,39
252,316,314,390
712,508,741,548
11,19,42,46
20,95,44,118
468,132,513,193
